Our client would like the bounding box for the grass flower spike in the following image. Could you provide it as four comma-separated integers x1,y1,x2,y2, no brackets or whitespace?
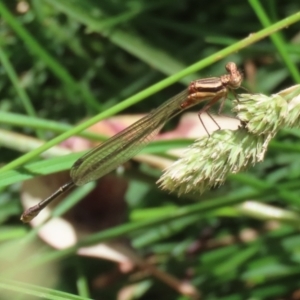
158,85,300,195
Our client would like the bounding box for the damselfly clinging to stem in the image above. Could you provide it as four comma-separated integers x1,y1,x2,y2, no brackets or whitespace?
21,62,243,223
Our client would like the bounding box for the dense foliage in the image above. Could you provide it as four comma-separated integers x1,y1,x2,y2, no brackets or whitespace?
0,0,300,299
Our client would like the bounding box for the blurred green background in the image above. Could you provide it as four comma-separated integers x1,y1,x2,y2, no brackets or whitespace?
0,0,300,299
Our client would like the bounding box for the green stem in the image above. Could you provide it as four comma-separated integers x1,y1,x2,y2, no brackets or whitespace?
0,44,44,139
249,0,300,82
0,1,101,111
1,11,300,173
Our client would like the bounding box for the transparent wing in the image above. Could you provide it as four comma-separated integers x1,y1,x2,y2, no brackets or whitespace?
70,90,189,185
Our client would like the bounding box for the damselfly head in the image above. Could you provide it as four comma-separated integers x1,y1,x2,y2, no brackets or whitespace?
225,62,243,89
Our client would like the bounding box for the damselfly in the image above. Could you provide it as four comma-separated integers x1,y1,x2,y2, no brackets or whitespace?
21,62,243,222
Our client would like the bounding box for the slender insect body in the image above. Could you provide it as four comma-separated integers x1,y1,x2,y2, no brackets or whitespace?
21,62,243,223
